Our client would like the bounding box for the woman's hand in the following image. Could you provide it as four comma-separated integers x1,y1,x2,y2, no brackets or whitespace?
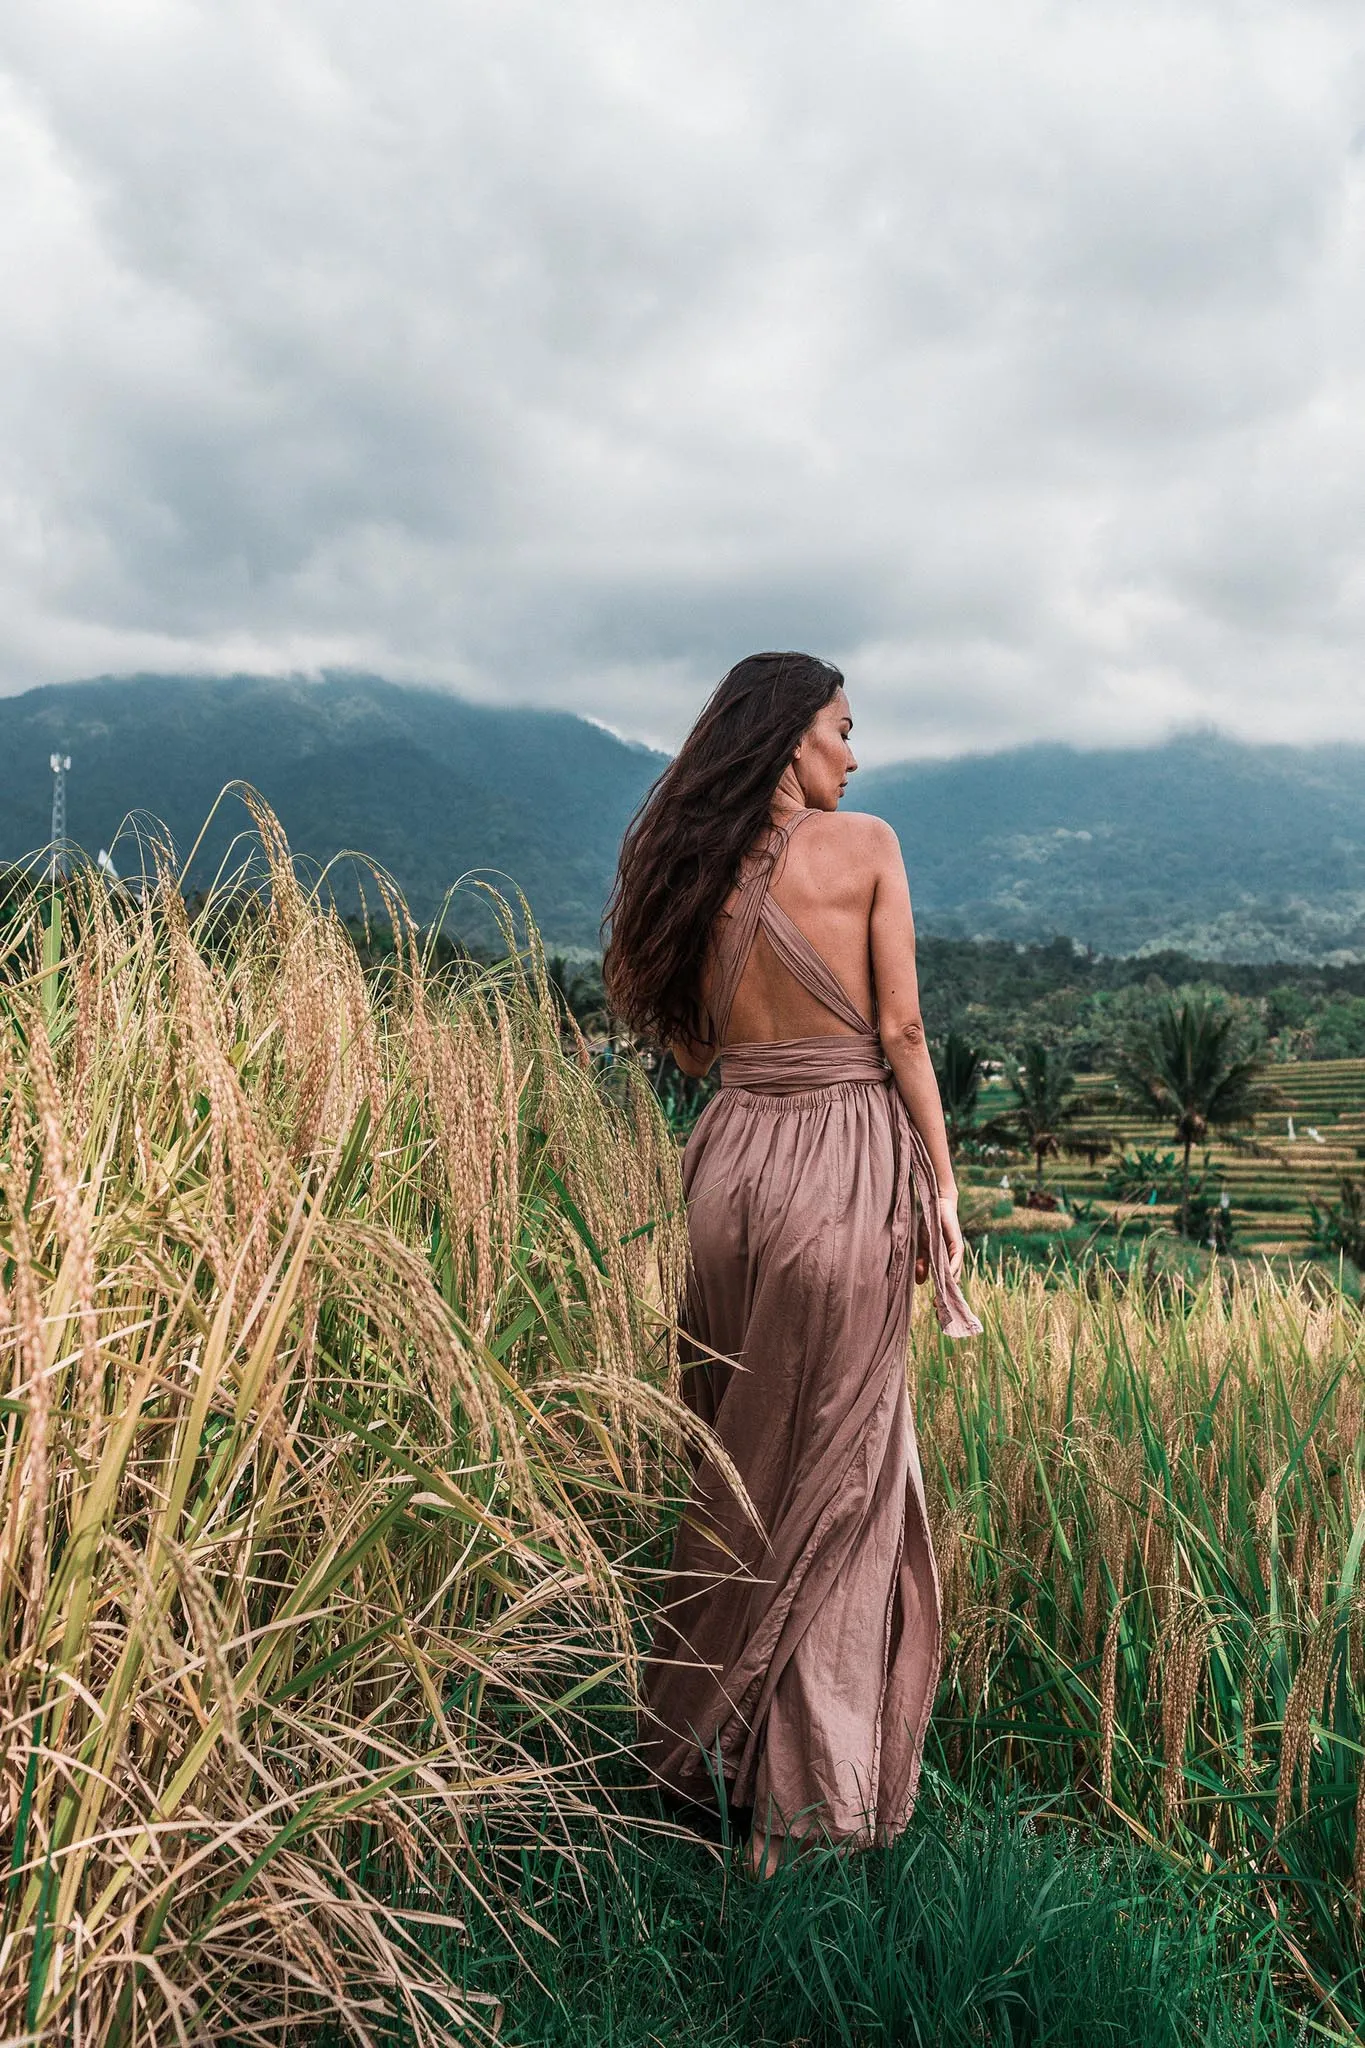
916,1193,965,1286
939,1194,965,1281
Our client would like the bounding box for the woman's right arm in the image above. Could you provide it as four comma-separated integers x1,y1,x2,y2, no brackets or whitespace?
669,1033,717,1079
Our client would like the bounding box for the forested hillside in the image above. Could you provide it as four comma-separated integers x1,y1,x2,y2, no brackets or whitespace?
860,734,1365,961
0,672,665,947
4,672,1365,958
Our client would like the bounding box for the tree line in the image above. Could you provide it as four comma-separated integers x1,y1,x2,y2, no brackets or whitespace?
934,995,1276,1242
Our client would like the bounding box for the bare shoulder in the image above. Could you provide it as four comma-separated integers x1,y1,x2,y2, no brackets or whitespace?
801,808,901,870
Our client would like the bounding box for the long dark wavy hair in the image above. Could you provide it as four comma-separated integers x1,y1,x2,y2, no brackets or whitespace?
603,651,844,1046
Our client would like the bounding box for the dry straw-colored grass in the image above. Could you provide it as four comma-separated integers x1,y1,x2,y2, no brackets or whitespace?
916,1263,1365,1974
0,799,692,2046
12,790,1365,2032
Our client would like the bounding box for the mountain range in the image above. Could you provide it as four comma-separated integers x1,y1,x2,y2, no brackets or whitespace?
1,672,662,949
857,737,1365,963
2,671,1363,961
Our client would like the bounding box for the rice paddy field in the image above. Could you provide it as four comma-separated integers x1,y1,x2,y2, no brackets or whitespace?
966,1060,1365,1263
5,808,1365,2043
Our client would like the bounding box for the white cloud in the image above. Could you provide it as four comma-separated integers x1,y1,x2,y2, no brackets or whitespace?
2,0,1364,758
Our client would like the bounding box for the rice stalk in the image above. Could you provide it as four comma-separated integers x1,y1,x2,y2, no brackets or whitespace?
0,799,695,2044
917,1259,1365,1982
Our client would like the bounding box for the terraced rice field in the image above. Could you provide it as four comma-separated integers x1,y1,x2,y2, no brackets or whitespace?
968,1056,1365,1256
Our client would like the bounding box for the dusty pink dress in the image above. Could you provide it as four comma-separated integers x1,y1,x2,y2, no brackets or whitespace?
642,809,981,1846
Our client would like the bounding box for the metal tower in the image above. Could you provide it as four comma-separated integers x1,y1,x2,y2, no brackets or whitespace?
49,752,71,879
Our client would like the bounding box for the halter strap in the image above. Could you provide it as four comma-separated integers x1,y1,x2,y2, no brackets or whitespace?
706,814,983,1343
708,810,871,1047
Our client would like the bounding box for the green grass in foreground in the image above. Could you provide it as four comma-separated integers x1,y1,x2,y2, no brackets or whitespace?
373,1776,1322,2048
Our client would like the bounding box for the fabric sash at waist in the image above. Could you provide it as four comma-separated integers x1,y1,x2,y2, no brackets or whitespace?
714,1032,982,1339
718,1034,891,1096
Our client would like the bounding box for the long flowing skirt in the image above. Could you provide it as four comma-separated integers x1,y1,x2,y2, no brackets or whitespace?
640,1072,942,1845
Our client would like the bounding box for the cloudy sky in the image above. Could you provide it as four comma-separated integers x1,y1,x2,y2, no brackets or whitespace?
3,1,1364,761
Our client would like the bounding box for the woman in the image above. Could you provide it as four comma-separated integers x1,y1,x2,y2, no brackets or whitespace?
604,651,980,1870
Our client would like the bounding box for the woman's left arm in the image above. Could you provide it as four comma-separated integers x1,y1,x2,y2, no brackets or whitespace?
865,818,964,1278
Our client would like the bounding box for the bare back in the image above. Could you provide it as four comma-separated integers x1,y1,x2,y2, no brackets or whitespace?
704,810,879,1047
673,791,964,1277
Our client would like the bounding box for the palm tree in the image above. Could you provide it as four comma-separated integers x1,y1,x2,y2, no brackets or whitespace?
984,1041,1088,1193
1112,996,1275,1238
934,1032,983,1156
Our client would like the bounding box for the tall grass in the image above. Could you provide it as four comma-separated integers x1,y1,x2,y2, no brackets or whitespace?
447,1774,1290,2047
12,799,1365,2038
918,1264,1365,2011
0,804,690,2044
